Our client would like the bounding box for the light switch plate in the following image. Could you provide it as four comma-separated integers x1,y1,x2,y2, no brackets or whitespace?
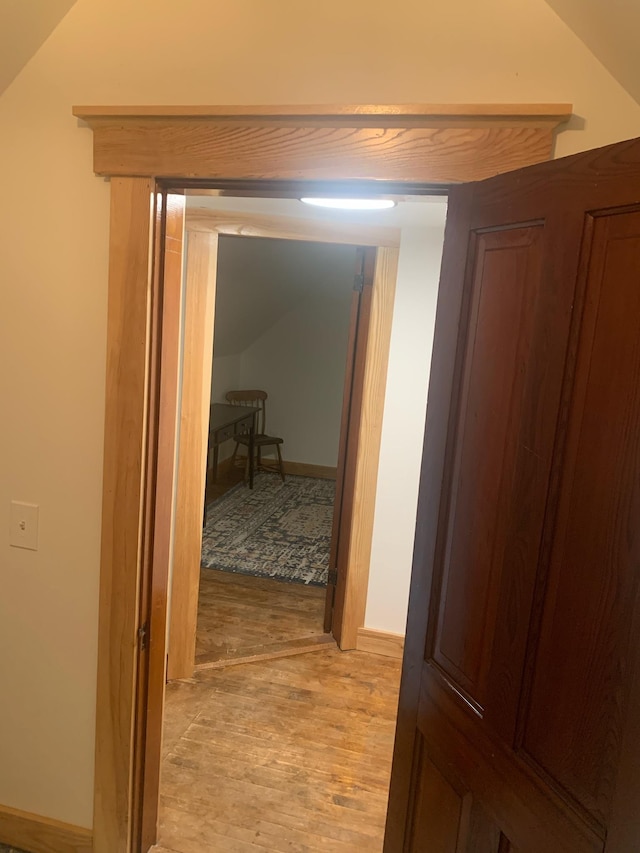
10,501,39,551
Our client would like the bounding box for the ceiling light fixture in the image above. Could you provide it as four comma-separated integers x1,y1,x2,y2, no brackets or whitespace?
300,197,396,211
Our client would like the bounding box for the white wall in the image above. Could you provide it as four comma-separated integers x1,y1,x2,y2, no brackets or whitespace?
365,225,447,634
210,239,356,468
2,0,640,828
210,353,242,404
239,276,353,467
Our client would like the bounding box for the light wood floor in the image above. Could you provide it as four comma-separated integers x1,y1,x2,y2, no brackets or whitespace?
158,573,401,853
195,570,331,668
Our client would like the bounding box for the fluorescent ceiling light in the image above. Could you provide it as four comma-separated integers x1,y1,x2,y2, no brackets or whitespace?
300,197,396,210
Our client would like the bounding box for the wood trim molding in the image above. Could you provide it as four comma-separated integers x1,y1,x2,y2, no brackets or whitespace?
339,247,399,649
137,193,186,850
186,207,400,248
356,627,405,659
73,103,573,122
94,177,156,853
0,804,92,853
72,104,572,183
283,461,337,480
168,230,218,680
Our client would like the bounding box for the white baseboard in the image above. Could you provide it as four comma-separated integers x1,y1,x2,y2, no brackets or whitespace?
356,627,405,659
0,803,92,853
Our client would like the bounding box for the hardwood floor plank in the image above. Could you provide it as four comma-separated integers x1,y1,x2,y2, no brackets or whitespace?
160,573,400,852
167,730,393,794
195,570,326,662
162,792,379,851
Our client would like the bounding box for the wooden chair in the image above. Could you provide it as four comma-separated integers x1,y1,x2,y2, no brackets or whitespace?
225,390,286,483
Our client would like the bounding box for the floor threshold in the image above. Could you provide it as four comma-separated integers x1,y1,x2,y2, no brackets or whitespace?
194,634,336,672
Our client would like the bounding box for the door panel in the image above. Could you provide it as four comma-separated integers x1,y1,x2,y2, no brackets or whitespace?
461,800,502,853
386,137,640,853
432,225,546,712
521,209,640,829
406,747,463,853
325,247,376,639
408,743,504,853
324,247,376,633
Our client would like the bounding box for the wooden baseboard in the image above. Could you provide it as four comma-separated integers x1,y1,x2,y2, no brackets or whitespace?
215,455,237,477
0,803,92,853
283,461,337,480
356,627,405,659
218,456,337,481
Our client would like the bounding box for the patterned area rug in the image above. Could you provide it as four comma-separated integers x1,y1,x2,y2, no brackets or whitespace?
201,473,335,586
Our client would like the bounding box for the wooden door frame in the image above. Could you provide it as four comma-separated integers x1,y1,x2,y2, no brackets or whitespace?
74,104,571,852
167,209,400,679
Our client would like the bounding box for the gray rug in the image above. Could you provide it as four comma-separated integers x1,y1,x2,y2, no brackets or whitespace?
201,473,335,586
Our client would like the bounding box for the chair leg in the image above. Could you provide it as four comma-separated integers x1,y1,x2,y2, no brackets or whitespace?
276,444,285,483
257,445,262,471
231,441,239,468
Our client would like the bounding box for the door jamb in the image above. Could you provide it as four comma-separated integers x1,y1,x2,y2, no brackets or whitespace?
167,213,397,678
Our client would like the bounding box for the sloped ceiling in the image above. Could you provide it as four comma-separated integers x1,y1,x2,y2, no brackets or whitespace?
202,194,449,358
213,236,359,357
0,0,77,95
193,195,449,358
2,0,639,109
544,0,640,106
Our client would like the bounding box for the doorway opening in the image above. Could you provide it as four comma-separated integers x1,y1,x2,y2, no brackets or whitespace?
153,185,448,852
197,232,359,669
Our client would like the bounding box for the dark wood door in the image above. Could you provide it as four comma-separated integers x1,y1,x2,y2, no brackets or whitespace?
325,246,376,638
385,138,640,853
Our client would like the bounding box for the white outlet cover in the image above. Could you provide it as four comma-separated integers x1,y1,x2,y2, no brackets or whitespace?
10,501,39,551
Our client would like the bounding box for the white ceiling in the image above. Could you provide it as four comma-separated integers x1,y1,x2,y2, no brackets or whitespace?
543,0,640,107
0,0,77,95
187,194,449,230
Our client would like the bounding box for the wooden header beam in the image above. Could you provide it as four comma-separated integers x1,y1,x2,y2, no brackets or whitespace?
72,104,573,184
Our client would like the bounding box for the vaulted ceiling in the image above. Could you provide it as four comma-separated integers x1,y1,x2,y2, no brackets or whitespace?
213,236,359,357
543,0,640,107
1,1,638,109
0,0,77,96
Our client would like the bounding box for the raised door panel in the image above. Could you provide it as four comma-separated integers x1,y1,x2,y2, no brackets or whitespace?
433,227,543,699
431,224,568,745
406,741,504,853
461,801,502,853
522,209,640,832
406,745,464,853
